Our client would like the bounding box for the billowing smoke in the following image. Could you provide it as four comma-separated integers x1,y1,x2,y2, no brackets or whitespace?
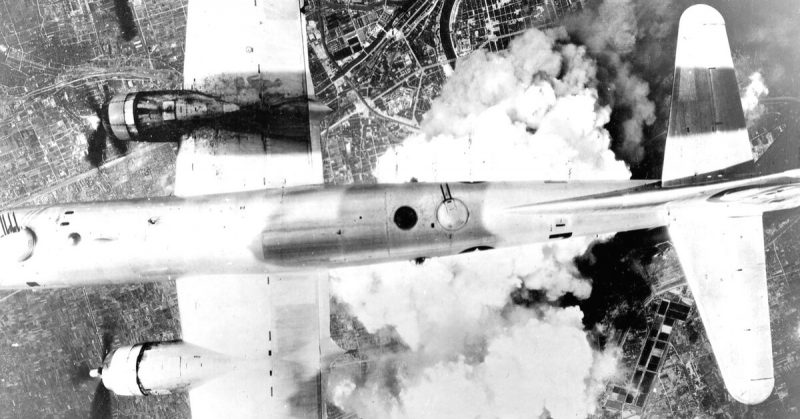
326,2,742,417
376,0,685,182
564,0,679,171
329,240,620,419
330,309,618,419
741,71,769,123
376,28,629,182
331,3,800,416
333,240,594,354
563,0,800,177
327,12,650,419
82,114,101,129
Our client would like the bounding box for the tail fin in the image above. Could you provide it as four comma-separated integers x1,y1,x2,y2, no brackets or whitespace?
661,4,754,187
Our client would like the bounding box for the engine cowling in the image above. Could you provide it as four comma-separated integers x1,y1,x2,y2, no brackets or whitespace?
97,344,147,396
95,341,237,396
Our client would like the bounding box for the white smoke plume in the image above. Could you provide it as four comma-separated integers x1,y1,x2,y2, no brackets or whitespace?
332,240,594,355
741,71,769,124
348,309,617,419
376,28,629,182
329,241,620,418
82,114,101,129
330,23,631,419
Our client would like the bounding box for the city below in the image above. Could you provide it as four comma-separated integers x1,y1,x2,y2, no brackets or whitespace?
1,0,800,418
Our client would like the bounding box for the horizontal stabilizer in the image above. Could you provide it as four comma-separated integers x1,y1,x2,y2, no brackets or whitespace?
662,5,753,187
668,206,773,404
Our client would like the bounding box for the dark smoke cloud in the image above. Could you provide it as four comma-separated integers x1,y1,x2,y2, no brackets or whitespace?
570,229,663,337
509,229,664,349
564,0,678,174
554,0,800,344
85,122,108,168
342,2,800,417
329,243,620,418
567,0,800,178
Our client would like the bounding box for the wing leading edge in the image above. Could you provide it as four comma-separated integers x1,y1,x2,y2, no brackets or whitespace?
668,206,774,404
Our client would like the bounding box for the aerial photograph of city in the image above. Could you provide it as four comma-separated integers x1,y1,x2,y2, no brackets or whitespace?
2,0,800,417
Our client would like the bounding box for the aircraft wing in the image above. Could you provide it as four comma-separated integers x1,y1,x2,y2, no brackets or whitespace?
173,1,338,417
174,0,323,197
668,206,774,404
177,273,338,418
661,4,753,187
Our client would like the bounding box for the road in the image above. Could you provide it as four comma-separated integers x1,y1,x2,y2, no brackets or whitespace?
347,77,420,130
331,0,432,82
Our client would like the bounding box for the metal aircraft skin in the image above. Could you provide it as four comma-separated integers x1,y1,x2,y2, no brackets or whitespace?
0,2,785,416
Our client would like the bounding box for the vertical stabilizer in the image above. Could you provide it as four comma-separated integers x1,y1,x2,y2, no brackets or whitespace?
662,4,753,187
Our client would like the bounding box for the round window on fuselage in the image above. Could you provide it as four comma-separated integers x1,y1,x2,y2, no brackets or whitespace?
393,206,418,230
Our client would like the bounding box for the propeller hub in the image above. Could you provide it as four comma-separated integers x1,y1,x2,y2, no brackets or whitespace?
98,344,147,396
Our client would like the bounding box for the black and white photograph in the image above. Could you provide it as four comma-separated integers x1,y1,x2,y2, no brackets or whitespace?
2,0,800,417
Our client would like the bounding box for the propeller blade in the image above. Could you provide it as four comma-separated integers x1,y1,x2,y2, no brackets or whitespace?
83,87,131,168
101,331,114,358
109,133,129,156
69,362,93,386
85,122,108,168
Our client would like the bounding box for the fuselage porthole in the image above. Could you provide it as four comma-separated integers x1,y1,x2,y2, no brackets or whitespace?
393,206,418,230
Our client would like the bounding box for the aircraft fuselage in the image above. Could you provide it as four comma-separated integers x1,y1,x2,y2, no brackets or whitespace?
3,171,800,289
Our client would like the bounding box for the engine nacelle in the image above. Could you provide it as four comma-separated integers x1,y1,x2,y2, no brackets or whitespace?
106,91,240,142
105,90,331,143
97,341,235,396
99,344,146,396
